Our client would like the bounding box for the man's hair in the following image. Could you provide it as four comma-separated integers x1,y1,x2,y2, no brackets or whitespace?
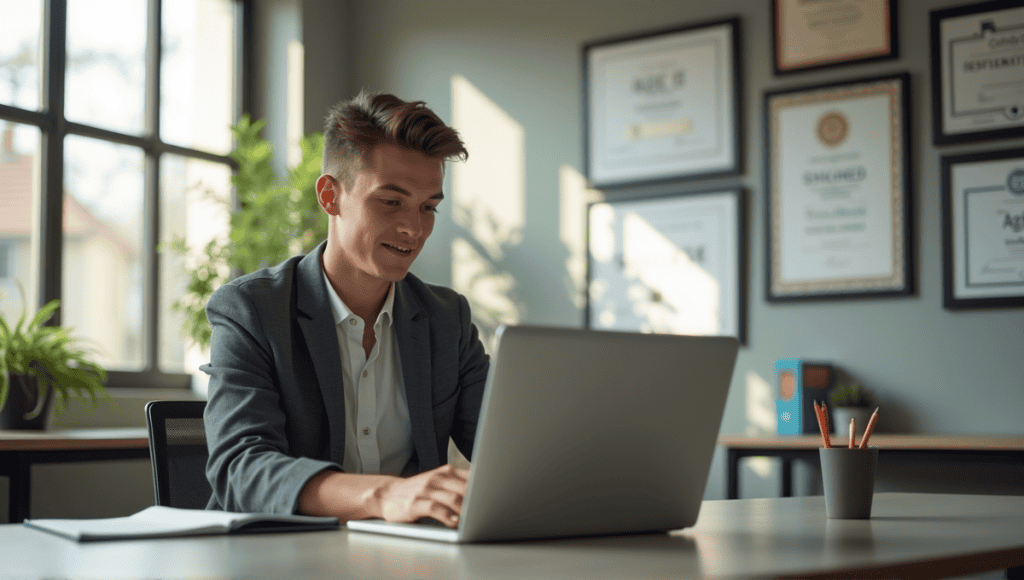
322,91,468,186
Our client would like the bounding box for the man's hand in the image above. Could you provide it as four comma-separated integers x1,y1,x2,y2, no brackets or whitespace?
376,465,468,527
298,465,469,528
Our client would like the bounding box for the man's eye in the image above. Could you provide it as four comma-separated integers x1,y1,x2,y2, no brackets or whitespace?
424,205,439,213
381,199,400,207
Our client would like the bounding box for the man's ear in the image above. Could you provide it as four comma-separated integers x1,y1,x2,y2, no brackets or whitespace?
316,174,339,215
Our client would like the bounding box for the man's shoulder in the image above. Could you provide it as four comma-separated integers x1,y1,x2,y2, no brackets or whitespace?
400,272,463,307
211,251,311,305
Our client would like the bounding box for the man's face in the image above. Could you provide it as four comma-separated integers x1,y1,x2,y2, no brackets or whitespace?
325,143,444,284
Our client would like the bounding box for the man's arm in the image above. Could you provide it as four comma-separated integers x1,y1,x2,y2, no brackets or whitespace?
203,282,340,513
298,465,468,526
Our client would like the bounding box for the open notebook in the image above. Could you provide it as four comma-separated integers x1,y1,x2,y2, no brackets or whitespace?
25,506,338,541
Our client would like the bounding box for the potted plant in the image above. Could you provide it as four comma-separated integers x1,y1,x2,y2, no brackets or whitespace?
0,298,108,430
828,380,875,435
163,115,326,348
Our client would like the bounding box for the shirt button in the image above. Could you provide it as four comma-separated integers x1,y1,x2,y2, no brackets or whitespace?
363,428,370,436
349,319,356,325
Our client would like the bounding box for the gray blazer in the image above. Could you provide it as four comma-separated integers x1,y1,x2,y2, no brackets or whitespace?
201,241,489,513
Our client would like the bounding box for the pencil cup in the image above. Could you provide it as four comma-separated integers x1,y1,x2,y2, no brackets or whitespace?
819,447,878,519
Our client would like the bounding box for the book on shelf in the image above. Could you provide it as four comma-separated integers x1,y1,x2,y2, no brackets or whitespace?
24,505,339,542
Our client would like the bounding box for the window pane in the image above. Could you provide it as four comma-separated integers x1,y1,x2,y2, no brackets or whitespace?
159,154,230,373
0,122,41,323
65,0,147,134
63,136,145,371
0,0,43,110
162,0,236,155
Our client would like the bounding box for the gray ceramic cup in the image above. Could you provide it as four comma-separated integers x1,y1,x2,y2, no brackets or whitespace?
819,447,879,519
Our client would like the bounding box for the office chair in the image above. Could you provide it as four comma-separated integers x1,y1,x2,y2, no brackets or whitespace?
145,400,212,509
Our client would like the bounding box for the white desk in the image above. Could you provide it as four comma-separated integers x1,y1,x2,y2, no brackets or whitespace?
2,493,1023,579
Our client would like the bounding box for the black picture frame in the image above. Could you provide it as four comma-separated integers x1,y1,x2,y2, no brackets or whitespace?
585,187,747,344
773,0,898,75
941,148,1024,309
764,73,913,302
930,0,1024,145
582,18,742,188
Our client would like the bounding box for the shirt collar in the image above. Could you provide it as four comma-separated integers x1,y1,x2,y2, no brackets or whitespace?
321,268,394,328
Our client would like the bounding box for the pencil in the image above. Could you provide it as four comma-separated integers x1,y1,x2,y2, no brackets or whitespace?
848,417,856,449
813,401,829,448
859,407,880,449
820,403,831,448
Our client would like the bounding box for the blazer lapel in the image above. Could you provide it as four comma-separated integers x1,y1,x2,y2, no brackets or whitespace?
295,241,347,464
394,282,439,469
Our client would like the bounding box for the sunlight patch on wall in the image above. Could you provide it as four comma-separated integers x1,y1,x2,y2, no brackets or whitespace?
450,75,524,260
450,75,525,345
745,371,776,478
558,165,599,310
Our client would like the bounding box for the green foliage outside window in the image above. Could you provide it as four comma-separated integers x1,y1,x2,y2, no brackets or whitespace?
164,116,326,349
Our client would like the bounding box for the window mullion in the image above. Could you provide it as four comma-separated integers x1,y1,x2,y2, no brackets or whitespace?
39,0,67,318
143,0,162,371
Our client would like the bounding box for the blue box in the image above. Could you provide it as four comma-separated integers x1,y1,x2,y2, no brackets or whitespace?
775,359,834,435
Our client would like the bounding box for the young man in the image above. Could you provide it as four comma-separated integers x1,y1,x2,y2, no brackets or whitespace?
201,92,488,528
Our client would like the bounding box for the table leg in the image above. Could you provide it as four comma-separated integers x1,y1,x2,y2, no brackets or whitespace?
8,457,30,523
727,450,739,500
780,457,793,498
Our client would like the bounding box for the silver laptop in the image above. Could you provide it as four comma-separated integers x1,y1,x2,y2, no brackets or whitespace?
347,325,739,543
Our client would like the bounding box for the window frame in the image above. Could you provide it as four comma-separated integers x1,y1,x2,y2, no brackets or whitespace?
0,0,251,389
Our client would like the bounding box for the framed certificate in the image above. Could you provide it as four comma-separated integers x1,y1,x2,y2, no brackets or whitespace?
930,0,1024,145
765,74,912,302
942,149,1024,309
586,188,745,342
773,0,898,74
583,19,741,187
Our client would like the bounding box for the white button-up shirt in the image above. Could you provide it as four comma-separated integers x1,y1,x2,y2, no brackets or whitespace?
322,270,413,475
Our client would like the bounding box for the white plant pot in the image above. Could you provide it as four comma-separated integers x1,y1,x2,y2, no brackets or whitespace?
831,406,874,435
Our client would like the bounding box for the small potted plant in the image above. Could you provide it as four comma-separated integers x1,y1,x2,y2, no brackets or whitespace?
0,298,108,430
828,380,875,435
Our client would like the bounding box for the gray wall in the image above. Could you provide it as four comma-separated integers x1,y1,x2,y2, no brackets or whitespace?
8,0,1021,524
334,0,1024,498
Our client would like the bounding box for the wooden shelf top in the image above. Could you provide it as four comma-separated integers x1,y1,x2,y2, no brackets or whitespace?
0,428,149,452
719,433,1024,451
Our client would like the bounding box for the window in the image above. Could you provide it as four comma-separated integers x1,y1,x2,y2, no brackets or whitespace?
0,0,247,388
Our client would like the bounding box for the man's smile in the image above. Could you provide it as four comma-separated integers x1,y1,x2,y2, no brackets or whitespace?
383,242,414,255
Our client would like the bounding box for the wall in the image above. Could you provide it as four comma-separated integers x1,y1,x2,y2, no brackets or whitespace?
339,0,1024,499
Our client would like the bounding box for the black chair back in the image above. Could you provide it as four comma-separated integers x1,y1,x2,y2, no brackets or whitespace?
145,400,211,509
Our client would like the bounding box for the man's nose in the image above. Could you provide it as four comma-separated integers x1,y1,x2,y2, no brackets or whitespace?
395,207,424,238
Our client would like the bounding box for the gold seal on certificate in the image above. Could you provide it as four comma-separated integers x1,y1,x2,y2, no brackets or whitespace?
942,149,1024,309
817,112,849,147
766,74,911,302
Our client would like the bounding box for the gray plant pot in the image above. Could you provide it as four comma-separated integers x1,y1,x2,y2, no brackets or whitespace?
831,406,874,436
0,373,56,430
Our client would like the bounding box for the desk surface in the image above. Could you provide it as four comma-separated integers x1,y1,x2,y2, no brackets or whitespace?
3,493,1023,579
720,433,1024,450
0,428,150,451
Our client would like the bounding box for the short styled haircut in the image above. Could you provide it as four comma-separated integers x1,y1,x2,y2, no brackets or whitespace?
322,91,468,186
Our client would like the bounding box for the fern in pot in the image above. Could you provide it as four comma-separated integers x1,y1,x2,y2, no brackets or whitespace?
0,298,108,430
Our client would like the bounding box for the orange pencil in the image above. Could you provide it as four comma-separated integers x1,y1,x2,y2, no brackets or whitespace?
848,417,856,449
813,401,829,448
859,407,880,449
820,403,831,448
